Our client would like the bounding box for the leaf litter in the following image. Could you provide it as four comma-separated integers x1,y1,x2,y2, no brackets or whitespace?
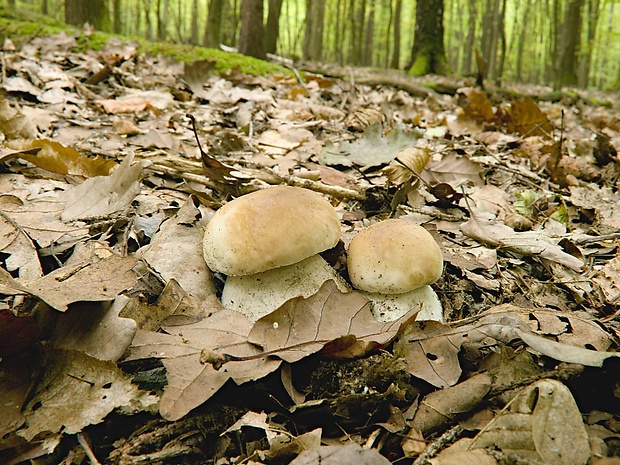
0,26,619,465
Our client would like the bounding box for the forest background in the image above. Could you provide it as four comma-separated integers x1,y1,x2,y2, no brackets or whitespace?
3,0,620,91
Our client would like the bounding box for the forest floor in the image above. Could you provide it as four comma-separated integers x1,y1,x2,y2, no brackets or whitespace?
1,23,620,465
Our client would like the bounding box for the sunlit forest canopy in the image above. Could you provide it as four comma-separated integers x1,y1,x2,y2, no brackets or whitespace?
3,0,620,89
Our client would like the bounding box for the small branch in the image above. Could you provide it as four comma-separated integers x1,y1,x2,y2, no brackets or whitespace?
77,432,101,465
412,425,464,465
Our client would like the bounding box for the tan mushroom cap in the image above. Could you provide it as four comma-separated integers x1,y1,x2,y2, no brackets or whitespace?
203,186,341,276
347,219,443,294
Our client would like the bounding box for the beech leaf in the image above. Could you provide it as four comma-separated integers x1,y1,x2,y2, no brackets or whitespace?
248,280,418,363
125,309,281,420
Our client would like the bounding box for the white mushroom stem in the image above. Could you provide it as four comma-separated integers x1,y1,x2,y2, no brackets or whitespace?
360,285,444,323
221,254,349,322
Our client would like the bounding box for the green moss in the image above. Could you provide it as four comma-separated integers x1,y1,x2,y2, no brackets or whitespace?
587,98,612,108
0,9,288,77
407,54,430,76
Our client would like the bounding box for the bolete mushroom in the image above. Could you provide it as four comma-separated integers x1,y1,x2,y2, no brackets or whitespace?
203,186,347,321
347,219,444,322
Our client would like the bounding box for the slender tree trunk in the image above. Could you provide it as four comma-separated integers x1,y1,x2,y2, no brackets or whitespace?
112,0,122,33
555,0,585,89
204,0,224,47
143,0,153,40
515,0,533,81
65,0,110,31
238,0,266,59
361,0,375,66
390,0,402,69
462,0,476,75
578,0,601,87
264,0,284,54
302,0,325,61
41,0,49,15
495,0,507,85
190,0,199,44
481,0,501,79
408,0,449,75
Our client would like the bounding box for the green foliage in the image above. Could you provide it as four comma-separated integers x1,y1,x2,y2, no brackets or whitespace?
514,189,540,218
0,9,287,77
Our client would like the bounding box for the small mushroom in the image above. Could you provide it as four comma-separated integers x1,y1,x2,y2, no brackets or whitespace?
347,219,444,322
203,186,347,321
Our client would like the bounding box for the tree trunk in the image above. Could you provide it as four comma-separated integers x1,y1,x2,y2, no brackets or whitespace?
190,0,199,44
65,0,109,31
515,0,533,81
112,0,122,33
555,0,585,88
408,0,449,75
265,0,284,55
204,0,224,47
361,0,375,66
302,0,325,61
495,0,507,85
462,0,476,75
390,0,402,69
481,0,501,79
578,0,601,87
238,0,266,59
156,0,168,40
142,0,153,40
41,0,49,15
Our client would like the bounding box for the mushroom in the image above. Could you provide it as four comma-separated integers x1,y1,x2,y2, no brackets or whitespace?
203,186,347,321
347,219,444,322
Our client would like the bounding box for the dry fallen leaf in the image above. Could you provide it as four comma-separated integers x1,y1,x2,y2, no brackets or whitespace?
4,139,117,177
125,309,281,420
289,443,391,465
460,211,584,271
0,254,139,312
248,280,419,363
61,152,145,221
139,195,220,312
410,372,494,435
18,349,158,450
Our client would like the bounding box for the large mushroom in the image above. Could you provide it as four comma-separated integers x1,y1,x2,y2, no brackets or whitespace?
347,219,444,322
203,186,347,321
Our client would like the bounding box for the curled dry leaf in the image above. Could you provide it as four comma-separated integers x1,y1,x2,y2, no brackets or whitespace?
4,139,117,177
460,211,584,271
410,372,494,435
60,152,144,221
248,280,419,363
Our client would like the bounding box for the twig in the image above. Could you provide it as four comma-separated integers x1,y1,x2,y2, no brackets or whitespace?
412,425,464,465
77,432,101,465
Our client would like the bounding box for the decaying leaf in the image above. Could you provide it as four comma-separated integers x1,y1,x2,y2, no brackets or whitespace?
0,98,37,139
394,320,464,387
125,309,281,420
17,349,157,449
460,211,584,271
318,124,421,168
139,195,220,313
440,380,589,465
0,254,139,312
289,443,391,465
248,280,418,363
61,152,144,221
507,97,554,138
4,139,117,177
51,297,136,362
410,372,494,435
